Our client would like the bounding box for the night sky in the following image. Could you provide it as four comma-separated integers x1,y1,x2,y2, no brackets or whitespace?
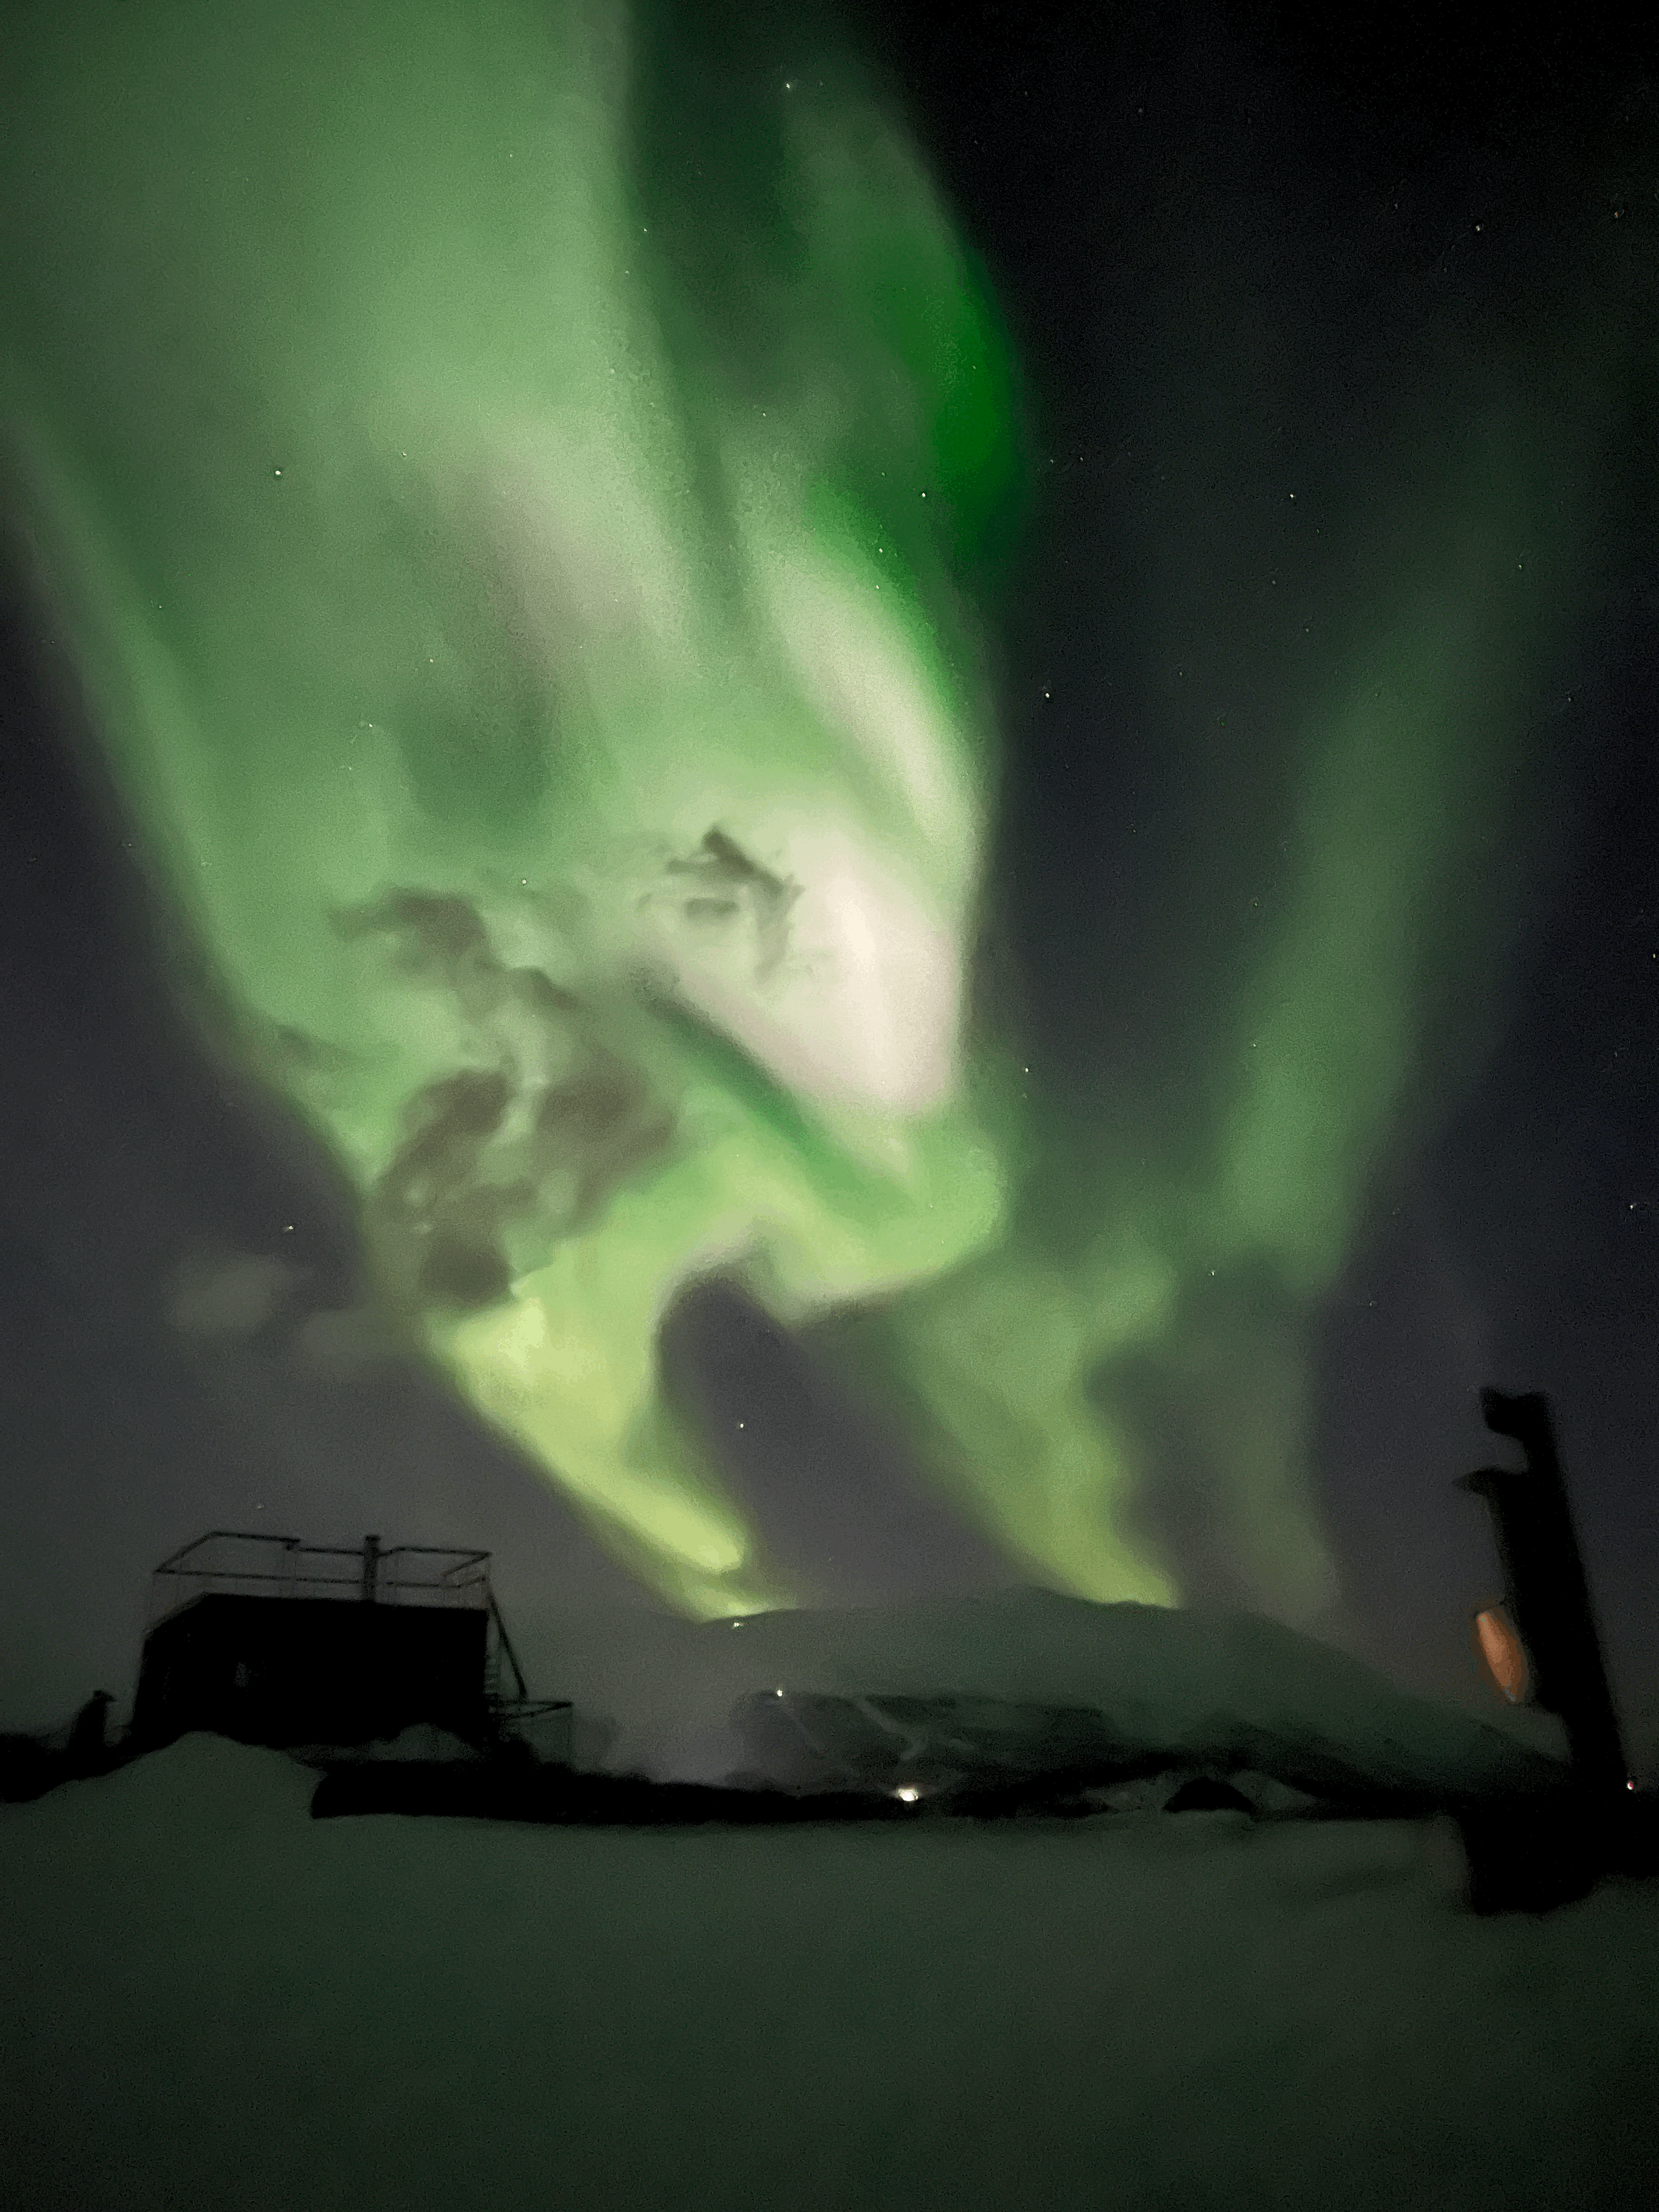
846,2,1659,1718
2,0,1656,1757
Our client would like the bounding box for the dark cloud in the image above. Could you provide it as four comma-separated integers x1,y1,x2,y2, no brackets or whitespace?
657,827,800,983
336,891,677,1315
532,1059,676,1232
335,891,509,1021
374,1066,521,1312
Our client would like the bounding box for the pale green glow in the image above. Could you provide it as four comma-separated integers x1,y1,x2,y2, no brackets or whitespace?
1216,577,1519,1293
866,442,1583,1620
1,0,1585,1621
881,1255,1178,1608
439,1097,1003,1603
0,0,1032,1615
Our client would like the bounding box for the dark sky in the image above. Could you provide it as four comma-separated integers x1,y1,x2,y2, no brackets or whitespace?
841,0,1659,1731
3,0,1657,1750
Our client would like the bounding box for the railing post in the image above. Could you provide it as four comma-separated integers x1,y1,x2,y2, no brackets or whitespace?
361,1533,381,1604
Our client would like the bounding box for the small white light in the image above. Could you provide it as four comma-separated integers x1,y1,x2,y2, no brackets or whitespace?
894,1786,920,1803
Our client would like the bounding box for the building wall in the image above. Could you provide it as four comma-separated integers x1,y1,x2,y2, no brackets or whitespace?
132,1595,488,1750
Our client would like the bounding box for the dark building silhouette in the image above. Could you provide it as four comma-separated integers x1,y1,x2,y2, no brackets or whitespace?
130,1531,543,1754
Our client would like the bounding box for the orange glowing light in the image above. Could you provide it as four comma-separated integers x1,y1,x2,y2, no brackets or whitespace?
1473,1607,1530,1704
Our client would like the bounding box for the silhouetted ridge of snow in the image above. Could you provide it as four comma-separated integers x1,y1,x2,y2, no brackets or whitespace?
544,1588,1567,1801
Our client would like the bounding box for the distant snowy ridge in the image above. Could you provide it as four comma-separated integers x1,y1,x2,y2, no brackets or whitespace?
552,1589,1568,1802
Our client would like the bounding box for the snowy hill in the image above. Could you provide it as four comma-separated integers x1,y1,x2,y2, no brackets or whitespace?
528,1588,1571,1803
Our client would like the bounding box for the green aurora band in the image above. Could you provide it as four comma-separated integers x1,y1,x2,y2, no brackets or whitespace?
1,0,1592,1620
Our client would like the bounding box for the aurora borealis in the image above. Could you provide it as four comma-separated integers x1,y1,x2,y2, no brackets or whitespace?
0,0,1633,1633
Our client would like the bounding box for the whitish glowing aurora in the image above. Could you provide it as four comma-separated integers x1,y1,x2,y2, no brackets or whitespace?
1,0,1585,1618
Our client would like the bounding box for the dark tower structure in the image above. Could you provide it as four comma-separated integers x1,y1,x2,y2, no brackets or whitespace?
1459,1390,1628,1796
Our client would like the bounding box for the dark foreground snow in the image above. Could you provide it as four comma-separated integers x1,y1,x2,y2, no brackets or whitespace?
4,1727,1657,2212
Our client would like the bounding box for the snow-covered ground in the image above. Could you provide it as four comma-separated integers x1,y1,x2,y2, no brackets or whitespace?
4,1593,1656,2210
3,1731,1657,2212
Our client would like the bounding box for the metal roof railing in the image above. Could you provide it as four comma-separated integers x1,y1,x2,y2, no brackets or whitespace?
145,1531,493,1632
